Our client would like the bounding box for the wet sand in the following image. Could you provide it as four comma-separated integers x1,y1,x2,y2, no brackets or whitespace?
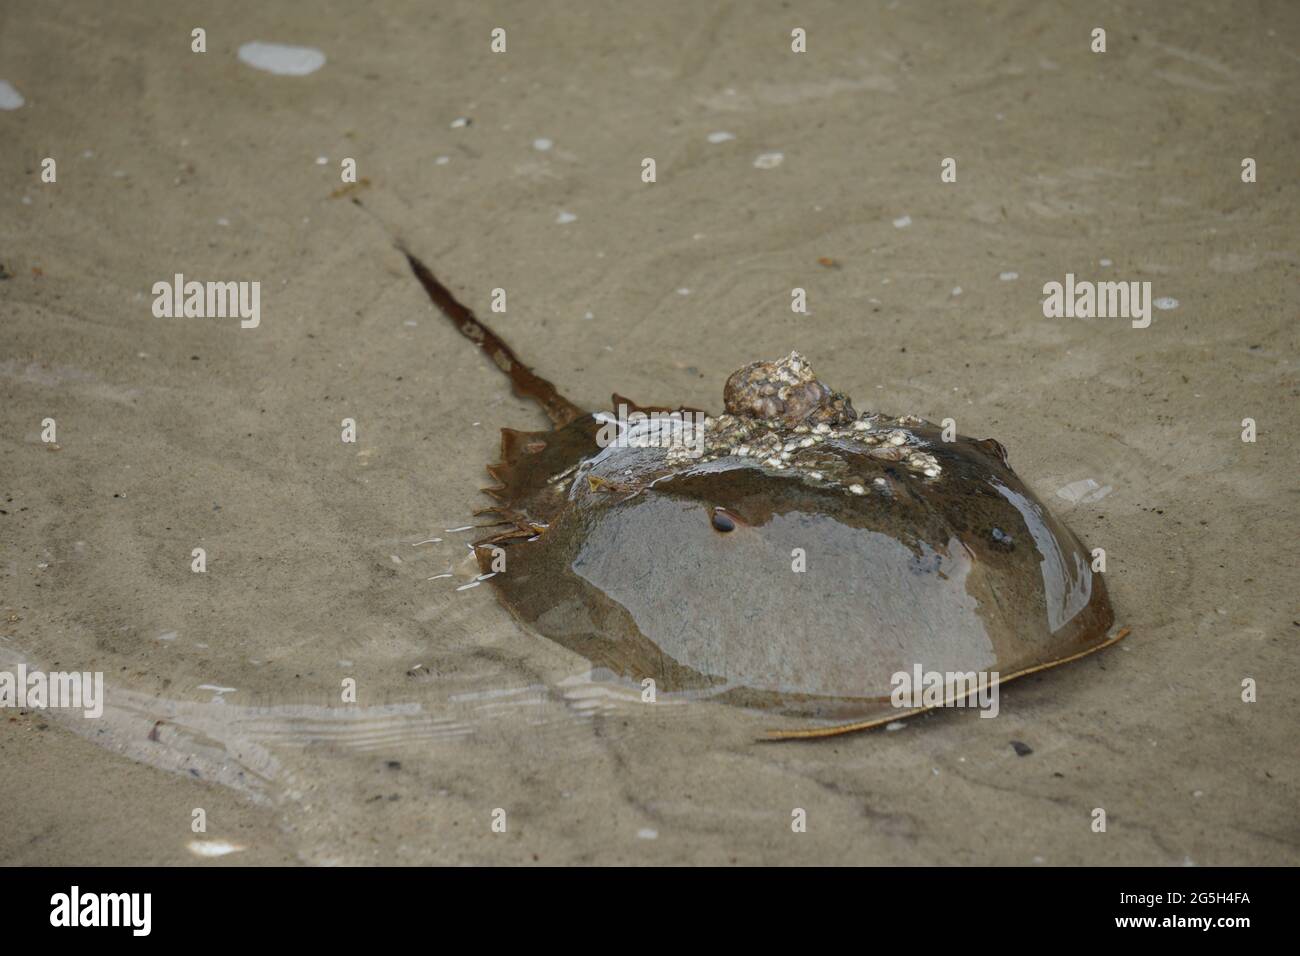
2,0,1297,864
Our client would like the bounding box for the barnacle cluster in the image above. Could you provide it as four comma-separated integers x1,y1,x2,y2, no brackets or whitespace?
661,352,942,492
722,350,857,427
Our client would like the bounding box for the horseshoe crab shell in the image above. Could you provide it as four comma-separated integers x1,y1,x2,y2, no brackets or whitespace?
404,250,1121,737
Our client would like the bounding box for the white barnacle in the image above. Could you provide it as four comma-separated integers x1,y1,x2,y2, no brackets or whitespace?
902,448,942,478
799,436,816,448
887,430,908,446
848,483,867,495
813,423,831,435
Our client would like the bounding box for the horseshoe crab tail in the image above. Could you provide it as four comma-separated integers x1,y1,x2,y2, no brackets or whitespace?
350,197,582,427
399,244,585,429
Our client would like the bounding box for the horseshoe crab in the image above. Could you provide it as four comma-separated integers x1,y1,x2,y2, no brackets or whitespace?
404,250,1123,738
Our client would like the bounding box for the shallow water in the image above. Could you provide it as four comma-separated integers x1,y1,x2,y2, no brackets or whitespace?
2,0,1297,864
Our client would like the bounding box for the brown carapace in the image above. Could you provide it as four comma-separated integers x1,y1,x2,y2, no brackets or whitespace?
404,249,1125,739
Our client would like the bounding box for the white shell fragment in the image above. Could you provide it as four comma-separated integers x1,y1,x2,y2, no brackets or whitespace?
0,80,24,110
237,42,326,76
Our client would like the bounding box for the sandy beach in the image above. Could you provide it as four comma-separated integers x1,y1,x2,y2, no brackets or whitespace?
2,0,1297,865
